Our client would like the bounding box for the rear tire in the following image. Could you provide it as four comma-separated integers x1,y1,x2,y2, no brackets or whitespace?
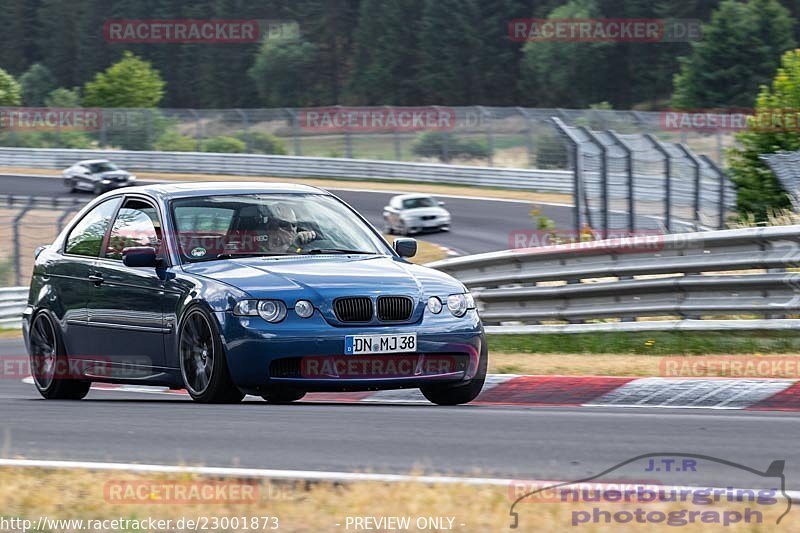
420,343,487,406
29,312,91,400
261,386,306,403
179,306,244,404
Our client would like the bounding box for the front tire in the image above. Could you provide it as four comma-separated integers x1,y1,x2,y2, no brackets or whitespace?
29,312,91,400
179,307,244,404
420,343,487,406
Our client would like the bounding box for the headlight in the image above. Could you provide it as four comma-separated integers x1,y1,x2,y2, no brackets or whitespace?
233,299,287,323
447,293,475,317
427,296,443,314
101,179,111,184
294,299,314,318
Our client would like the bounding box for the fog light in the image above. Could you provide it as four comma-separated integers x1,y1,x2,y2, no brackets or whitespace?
295,300,314,318
427,296,443,314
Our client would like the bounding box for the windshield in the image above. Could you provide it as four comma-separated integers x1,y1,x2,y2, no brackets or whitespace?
171,193,390,263
88,162,119,173
402,197,437,209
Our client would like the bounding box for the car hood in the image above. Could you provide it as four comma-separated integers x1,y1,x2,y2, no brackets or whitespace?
96,170,131,178
182,255,464,301
402,207,449,217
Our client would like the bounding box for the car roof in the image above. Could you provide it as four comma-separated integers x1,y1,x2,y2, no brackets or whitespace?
77,159,111,165
119,181,330,200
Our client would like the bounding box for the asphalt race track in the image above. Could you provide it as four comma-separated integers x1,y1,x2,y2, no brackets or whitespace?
0,173,574,256
2,338,800,490
3,173,800,494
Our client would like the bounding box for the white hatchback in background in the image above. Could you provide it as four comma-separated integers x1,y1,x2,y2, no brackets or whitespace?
383,194,451,235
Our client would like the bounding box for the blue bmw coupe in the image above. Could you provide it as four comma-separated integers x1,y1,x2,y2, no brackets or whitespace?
23,183,486,404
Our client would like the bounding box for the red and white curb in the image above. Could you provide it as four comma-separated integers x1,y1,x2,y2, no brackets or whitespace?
22,375,800,410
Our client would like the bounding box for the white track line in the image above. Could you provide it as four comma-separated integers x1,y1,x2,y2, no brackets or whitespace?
0,458,511,486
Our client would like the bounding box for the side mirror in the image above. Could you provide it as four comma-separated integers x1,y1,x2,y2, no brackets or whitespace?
393,238,417,258
438,201,446,206
122,246,160,268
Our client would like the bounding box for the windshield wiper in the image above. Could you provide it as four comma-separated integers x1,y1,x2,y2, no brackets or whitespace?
306,248,376,255
216,252,291,259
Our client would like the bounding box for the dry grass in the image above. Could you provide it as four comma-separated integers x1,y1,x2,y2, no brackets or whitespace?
0,166,573,205
0,329,21,339
390,237,448,264
0,468,786,532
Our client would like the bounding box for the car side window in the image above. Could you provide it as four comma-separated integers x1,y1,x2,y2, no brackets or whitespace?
105,199,163,261
64,198,122,257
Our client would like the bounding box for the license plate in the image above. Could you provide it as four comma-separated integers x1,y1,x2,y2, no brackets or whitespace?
345,333,417,355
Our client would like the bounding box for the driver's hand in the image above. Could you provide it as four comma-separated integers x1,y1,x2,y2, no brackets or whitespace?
296,230,317,245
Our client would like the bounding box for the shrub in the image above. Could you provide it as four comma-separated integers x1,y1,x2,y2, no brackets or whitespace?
153,130,197,152
534,131,569,169
411,131,491,162
234,131,288,155
199,135,247,153
0,130,93,149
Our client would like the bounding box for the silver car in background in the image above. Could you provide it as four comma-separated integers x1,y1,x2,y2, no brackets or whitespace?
383,194,451,235
63,159,137,195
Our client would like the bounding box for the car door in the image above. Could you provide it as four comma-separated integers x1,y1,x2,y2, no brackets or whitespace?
56,197,123,358
86,196,168,371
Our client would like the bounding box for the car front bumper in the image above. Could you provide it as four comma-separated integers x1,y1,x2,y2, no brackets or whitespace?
217,310,484,394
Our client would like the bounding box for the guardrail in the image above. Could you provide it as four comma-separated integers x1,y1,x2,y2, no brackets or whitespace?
0,287,27,329
7,227,798,334
0,147,571,193
428,226,800,334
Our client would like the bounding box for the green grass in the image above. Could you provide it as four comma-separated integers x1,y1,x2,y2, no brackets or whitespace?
488,331,800,355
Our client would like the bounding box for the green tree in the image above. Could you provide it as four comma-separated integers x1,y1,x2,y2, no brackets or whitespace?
19,63,56,106
248,31,318,107
728,48,800,219
417,0,484,104
518,0,613,107
83,51,165,108
0,68,22,105
347,0,424,105
673,0,795,108
45,87,81,108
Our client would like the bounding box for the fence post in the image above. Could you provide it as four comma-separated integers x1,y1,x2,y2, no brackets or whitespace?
478,106,494,167
676,143,702,230
580,127,608,239
99,109,108,147
285,109,302,156
235,109,249,151
550,117,583,235
605,130,635,232
517,107,535,168
645,134,671,233
12,198,34,286
701,155,727,230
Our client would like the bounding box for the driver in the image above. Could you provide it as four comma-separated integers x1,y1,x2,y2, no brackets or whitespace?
260,203,317,253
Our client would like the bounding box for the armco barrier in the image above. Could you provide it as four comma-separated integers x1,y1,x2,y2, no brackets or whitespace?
428,225,800,332
8,227,800,334
0,147,570,193
0,287,27,328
